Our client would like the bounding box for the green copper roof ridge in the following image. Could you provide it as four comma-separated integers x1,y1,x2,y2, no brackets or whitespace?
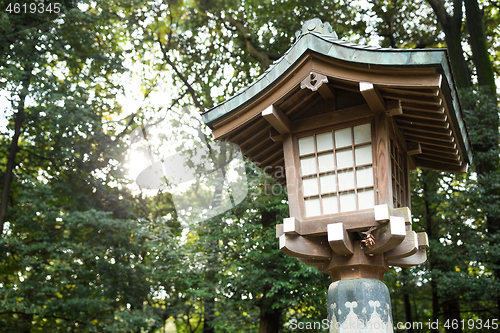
203,32,449,124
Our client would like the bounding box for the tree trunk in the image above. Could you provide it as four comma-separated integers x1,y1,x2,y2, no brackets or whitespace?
426,0,472,89
257,209,281,333
422,170,440,333
402,268,414,333
442,299,463,333
202,148,228,333
463,0,500,315
441,23,472,90
464,0,497,90
203,295,215,333
429,279,440,333
259,304,281,333
0,66,31,233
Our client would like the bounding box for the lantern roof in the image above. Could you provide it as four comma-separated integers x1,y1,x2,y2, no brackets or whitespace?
202,18,472,178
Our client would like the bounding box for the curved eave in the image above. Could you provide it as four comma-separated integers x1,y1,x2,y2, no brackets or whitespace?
202,31,472,169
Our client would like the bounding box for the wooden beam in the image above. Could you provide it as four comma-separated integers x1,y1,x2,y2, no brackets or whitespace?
384,231,419,260
360,82,385,114
292,104,372,134
387,249,427,267
243,135,274,156
406,142,422,155
398,123,452,136
279,234,332,260
284,94,323,119
228,118,270,144
409,156,416,171
318,84,335,100
413,157,468,173
419,143,458,155
262,105,291,134
330,82,360,93
382,92,442,106
379,87,439,98
260,150,284,169
416,155,462,166
365,216,406,255
283,134,302,219
327,223,354,255
417,232,429,249
402,134,456,149
276,224,284,238
374,204,391,222
397,110,447,122
393,207,412,225
296,211,378,236
402,128,454,143
421,152,460,162
269,128,282,142
251,141,282,162
387,100,403,116
375,113,393,208
396,118,450,129
298,258,329,266
283,217,301,234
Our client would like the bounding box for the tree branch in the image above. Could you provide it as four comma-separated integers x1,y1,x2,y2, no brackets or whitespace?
426,0,450,27
156,35,206,113
225,15,272,73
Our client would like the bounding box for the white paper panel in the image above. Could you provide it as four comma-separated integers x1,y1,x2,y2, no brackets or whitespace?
355,144,372,166
354,123,371,144
300,156,317,176
298,136,315,156
302,177,319,196
340,192,356,212
358,189,375,210
305,198,321,217
316,132,333,152
338,170,355,191
356,166,374,188
335,127,352,148
320,174,337,194
318,153,335,172
322,195,339,215
336,149,353,169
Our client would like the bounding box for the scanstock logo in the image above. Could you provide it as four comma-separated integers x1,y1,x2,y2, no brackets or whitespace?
129,108,248,224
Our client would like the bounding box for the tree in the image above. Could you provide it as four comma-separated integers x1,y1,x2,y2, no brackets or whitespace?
2,0,499,331
0,1,164,331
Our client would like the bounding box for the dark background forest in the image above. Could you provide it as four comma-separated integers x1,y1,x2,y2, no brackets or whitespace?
0,0,499,332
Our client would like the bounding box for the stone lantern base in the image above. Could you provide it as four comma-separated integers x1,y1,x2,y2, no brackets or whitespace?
328,279,393,333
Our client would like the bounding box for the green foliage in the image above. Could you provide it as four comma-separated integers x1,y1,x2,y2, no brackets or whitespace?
369,0,442,48
1,0,500,332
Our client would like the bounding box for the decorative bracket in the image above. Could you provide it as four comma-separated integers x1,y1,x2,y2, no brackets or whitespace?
328,223,354,256
301,72,328,92
279,234,332,260
385,230,419,259
364,216,406,255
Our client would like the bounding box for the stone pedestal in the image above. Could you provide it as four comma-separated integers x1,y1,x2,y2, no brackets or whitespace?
327,279,393,333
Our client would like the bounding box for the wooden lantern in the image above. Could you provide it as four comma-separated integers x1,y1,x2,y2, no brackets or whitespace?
202,18,471,281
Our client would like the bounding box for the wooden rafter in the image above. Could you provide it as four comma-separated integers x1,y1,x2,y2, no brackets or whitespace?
360,82,385,114
262,105,292,134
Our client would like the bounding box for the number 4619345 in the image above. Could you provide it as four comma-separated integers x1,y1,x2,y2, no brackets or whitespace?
5,2,62,14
